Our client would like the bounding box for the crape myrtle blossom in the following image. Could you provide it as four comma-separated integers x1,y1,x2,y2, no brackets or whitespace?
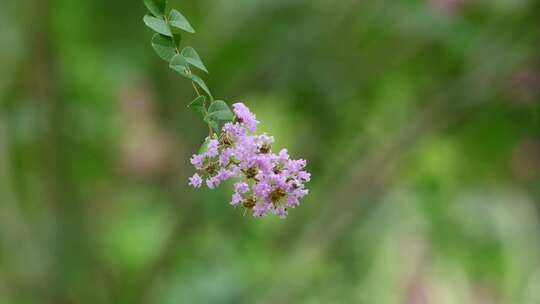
188,173,203,188
142,3,309,219
188,102,310,218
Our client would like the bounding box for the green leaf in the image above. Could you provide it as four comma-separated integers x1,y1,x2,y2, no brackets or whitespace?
188,96,206,116
204,116,220,133
169,54,189,77
143,15,172,37
207,100,234,121
182,47,208,73
198,137,211,154
170,55,212,99
169,9,195,33
188,74,213,99
144,0,167,17
151,34,177,62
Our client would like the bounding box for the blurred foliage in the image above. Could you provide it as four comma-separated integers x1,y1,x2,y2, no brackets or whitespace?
1,0,540,303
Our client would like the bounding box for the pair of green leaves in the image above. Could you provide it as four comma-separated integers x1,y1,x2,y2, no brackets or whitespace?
152,35,208,73
143,0,194,35
188,96,234,132
169,54,212,99
143,10,195,36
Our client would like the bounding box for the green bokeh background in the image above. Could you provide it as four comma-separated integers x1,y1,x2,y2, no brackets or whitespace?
1,0,540,303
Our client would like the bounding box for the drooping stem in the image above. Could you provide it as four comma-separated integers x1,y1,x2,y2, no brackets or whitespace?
186,66,214,136
190,77,201,96
171,44,214,136
153,7,216,137
165,15,203,100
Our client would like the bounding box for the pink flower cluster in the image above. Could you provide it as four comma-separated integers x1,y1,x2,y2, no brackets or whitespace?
188,103,310,218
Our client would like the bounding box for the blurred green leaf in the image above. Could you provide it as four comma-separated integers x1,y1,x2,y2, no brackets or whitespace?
198,137,211,153
151,34,177,61
169,9,195,33
170,55,212,99
169,53,189,76
144,0,167,17
99,191,173,272
182,47,208,73
188,95,207,117
143,15,172,37
204,115,220,133
207,100,233,121
188,74,213,100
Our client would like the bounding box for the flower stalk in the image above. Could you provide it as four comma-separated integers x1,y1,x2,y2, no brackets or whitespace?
143,0,310,218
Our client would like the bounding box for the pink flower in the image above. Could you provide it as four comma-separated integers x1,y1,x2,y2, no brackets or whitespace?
188,103,310,218
190,154,205,170
232,102,259,133
188,173,203,188
234,182,249,194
